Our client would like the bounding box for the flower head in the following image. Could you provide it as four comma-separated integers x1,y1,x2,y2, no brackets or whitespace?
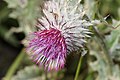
24,0,92,71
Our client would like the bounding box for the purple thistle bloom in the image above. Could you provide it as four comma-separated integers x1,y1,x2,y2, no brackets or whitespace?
24,0,92,71
26,28,67,71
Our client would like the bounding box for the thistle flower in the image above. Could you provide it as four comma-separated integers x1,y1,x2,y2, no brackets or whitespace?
24,0,92,71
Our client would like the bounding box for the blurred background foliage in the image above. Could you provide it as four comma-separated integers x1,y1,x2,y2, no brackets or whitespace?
0,0,120,80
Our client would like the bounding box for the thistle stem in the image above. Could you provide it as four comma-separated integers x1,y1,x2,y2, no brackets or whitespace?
45,71,48,80
74,55,83,80
3,48,25,80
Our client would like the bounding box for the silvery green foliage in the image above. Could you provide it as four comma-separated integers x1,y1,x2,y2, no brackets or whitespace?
105,19,120,61
89,51,120,80
11,65,45,80
84,0,120,80
4,0,28,8
84,0,97,19
11,65,64,80
4,0,43,35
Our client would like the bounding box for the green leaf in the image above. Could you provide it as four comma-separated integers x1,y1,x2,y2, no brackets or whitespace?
4,0,43,35
106,19,120,60
84,0,97,19
11,65,45,80
89,50,120,80
4,0,28,8
0,25,18,47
